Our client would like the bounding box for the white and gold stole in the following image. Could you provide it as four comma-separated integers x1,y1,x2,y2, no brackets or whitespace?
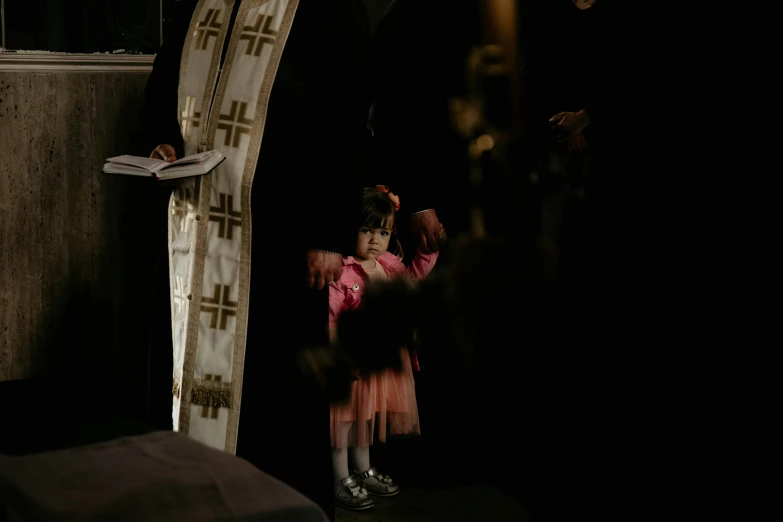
168,0,298,454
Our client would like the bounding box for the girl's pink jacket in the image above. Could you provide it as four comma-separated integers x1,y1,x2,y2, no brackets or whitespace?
328,249,439,370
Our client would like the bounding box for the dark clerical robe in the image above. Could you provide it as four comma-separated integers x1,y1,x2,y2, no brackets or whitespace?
138,1,372,519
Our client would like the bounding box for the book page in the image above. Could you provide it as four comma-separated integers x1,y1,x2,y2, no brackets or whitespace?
155,153,226,180
105,155,167,171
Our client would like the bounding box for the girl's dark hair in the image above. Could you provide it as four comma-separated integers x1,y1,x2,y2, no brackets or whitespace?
360,187,404,259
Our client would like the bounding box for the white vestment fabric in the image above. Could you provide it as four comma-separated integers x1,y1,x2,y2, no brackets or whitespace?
168,0,298,454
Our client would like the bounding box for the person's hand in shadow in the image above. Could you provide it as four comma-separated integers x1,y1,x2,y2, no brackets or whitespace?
550,110,590,142
566,133,589,153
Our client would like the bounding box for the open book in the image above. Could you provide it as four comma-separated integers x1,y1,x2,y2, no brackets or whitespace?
102,150,225,180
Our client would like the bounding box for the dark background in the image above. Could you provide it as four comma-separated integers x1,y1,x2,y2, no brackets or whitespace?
2,0,166,53
0,0,394,53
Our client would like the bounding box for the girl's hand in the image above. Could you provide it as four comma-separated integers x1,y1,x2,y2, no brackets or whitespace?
411,209,442,254
151,144,177,163
572,0,596,10
549,110,589,141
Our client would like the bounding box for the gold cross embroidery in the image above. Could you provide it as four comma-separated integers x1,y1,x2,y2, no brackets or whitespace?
194,8,223,50
209,192,242,240
217,100,253,148
171,193,196,232
191,374,231,419
200,284,238,330
240,13,278,56
181,96,201,140
173,276,187,317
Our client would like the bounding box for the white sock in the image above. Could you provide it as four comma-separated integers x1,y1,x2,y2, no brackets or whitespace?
332,447,349,483
332,422,353,482
350,445,371,474
351,445,385,486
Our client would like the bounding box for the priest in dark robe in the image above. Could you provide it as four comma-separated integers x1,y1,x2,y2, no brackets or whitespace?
136,1,372,520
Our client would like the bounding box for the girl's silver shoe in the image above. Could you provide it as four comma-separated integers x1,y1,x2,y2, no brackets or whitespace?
353,467,400,497
335,475,374,510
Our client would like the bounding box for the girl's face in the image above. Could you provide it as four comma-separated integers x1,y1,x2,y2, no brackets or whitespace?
355,224,392,261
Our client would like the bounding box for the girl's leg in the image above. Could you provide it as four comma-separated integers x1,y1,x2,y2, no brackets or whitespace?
332,421,352,481
350,421,400,496
349,444,371,475
333,421,374,510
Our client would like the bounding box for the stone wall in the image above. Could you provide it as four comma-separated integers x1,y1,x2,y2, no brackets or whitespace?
0,55,165,416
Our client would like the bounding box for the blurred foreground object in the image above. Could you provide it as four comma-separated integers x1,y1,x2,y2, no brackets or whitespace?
0,431,328,522
333,233,557,373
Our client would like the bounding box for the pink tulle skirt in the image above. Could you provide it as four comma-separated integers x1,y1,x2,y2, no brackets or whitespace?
330,348,420,448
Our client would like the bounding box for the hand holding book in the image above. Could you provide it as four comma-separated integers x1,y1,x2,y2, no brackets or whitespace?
151,144,178,163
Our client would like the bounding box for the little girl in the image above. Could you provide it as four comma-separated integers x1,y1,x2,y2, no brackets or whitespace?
329,186,441,511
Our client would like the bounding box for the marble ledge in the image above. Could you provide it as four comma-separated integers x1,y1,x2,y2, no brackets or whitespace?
0,52,155,73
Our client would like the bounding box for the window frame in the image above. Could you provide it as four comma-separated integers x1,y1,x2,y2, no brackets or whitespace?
0,0,164,64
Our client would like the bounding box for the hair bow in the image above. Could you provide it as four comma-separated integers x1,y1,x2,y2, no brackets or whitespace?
375,185,401,211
